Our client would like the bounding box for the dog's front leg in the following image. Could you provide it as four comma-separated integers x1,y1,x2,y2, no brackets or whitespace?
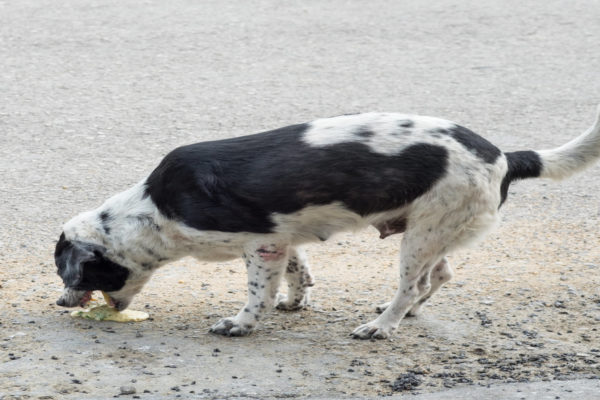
210,241,289,336
276,247,314,311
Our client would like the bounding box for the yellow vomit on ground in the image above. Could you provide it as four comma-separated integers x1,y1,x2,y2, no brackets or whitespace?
70,291,149,322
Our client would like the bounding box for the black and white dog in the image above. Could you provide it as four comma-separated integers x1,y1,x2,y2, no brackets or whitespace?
55,106,600,339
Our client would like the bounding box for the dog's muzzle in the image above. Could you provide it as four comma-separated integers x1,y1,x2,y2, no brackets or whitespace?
56,288,91,308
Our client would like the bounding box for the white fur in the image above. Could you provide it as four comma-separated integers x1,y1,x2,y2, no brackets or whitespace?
537,105,600,180
303,113,456,154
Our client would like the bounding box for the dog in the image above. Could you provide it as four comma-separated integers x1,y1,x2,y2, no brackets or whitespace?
55,106,600,339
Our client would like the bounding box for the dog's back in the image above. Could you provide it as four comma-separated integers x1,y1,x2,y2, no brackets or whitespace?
144,112,510,240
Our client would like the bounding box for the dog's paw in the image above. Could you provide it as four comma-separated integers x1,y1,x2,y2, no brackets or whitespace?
275,293,307,311
209,317,254,337
351,322,393,340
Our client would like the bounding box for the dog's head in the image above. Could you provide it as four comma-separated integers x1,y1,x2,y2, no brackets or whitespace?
54,233,138,311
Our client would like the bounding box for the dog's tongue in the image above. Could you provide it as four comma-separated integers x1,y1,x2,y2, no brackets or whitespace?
79,291,93,307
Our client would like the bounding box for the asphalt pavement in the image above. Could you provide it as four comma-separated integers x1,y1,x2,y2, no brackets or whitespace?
1,1,599,399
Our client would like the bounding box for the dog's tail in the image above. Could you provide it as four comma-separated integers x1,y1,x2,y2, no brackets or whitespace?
504,105,600,185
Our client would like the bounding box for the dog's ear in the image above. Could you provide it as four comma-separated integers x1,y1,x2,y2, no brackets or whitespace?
54,234,105,287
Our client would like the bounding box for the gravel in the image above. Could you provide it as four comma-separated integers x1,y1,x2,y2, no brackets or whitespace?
391,373,422,392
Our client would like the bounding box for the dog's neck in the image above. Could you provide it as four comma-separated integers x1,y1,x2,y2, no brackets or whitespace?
63,180,173,271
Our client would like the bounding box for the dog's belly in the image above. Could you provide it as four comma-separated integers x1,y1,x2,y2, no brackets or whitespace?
174,202,407,258
271,202,408,244
191,248,242,262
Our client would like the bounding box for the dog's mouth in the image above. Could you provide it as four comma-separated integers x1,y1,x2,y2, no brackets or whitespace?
79,290,93,307
84,291,122,309
100,291,124,310
58,289,123,310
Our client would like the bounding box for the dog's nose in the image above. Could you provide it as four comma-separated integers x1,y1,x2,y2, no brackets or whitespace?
56,297,66,307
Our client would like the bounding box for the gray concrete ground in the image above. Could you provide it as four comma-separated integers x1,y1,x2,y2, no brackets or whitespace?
1,0,600,399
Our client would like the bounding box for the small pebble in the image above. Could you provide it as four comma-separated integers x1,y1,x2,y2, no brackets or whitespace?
120,386,136,395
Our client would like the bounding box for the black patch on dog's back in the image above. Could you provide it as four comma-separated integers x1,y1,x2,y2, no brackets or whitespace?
438,125,501,164
144,123,449,233
500,150,542,206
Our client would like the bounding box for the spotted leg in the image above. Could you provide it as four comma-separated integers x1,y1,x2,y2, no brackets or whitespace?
276,247,315,311
407,258,453,316
210,241,289,336
375,258,453,316
352,230,447,339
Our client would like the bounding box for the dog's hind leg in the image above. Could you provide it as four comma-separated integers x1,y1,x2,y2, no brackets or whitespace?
355,208,499,339
376,258,453,316
407,258,453,316
276,247,314,311
352,221,459,340
375,301,391,314
210,241,289,336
